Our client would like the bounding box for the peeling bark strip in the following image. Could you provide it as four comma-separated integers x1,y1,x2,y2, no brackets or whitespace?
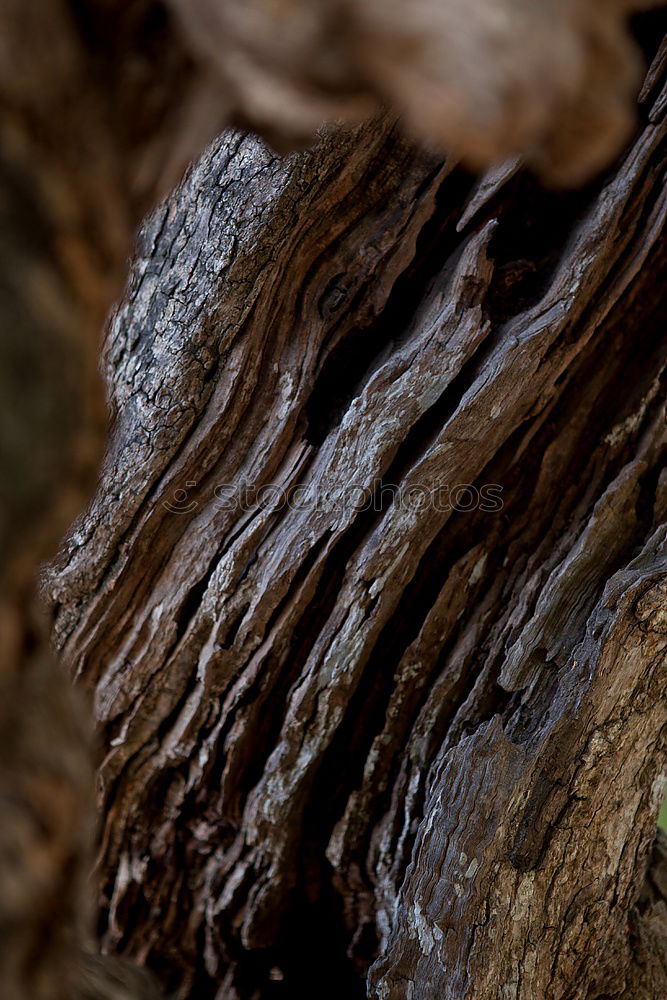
45,27,667,1000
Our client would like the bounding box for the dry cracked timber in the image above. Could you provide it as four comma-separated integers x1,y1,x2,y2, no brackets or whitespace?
46,30,667,1000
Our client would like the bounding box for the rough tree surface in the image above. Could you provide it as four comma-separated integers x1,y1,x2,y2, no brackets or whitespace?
0,1,665,999
45,20,667,1000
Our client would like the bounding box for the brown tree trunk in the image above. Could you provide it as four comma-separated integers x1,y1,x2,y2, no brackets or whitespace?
43,23,667,1000
1,2,666,999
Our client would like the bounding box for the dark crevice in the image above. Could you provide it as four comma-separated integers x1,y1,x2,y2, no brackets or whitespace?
502,659,562,746
304,165,476,446
481,171,604,326
508,771,574,873
560,162,666,360
173,546,223,643
154,663,199,746
248,866,368,1000
633,11,667,90
635,447,667,539
220,601,250,650
188,528,336,815
372,332,495,483
207,873,368,1000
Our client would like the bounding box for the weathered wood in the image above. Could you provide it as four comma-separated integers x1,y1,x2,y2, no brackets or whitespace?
46,28,667,1000
0,2,665,998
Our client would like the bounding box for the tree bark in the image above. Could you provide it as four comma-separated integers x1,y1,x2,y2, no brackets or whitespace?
1,2,666,998
44,22,667,1000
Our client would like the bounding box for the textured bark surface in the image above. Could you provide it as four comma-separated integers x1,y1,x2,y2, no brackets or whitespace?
44,26,667,1000
1,2,666,998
